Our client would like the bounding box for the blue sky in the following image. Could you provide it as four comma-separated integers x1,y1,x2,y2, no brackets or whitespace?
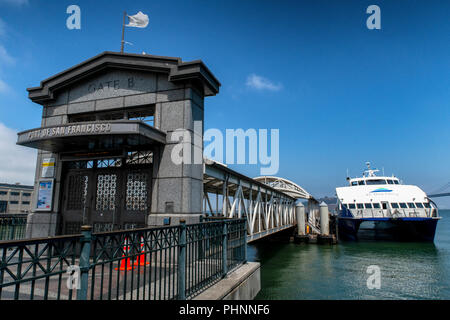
0,0,449,207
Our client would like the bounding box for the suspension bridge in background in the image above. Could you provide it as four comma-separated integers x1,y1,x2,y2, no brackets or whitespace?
428,182,450,198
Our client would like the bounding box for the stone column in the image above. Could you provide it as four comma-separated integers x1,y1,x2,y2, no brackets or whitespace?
26,106,67,238
149,82,205,226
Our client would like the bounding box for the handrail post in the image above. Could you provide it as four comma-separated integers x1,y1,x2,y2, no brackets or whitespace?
222,221,228,277
77,225,92,300
198,215,204,260
178,220,186,300
243,218,248,264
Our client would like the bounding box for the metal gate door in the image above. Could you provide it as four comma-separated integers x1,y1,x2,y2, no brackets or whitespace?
62,168,90,234
91,168,120,232
61,155,152,234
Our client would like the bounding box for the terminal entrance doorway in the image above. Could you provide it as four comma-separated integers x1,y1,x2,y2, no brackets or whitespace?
60,151,153,234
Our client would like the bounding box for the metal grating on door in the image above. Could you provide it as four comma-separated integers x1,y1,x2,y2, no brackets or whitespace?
61,153,152,234
126,172,148,211
66,174,89,210
95,174,117,211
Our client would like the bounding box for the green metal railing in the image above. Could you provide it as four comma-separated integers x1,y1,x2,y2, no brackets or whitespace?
0,214,28,241
0,218,247,300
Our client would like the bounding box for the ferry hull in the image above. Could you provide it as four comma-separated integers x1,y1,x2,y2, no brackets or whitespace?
337,217,439,242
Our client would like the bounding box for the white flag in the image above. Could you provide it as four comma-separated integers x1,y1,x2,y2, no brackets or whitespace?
126,11,149,28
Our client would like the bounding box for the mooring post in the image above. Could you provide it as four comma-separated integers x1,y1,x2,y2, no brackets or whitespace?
178,220,187,300
222,221,228,277
77,225,92,300
319,202,330,235
296,203,306,236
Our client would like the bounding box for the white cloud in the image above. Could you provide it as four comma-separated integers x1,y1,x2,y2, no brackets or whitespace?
0,45,15,65
0,122,37,185
246,74,282,92
0,78,11,93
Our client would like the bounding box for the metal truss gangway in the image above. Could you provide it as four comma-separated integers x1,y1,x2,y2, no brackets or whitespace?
203,160,313,243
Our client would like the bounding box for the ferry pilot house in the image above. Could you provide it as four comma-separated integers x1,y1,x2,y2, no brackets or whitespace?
17,52,220,238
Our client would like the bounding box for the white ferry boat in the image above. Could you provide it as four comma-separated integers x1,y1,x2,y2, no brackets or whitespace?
335,163,440,241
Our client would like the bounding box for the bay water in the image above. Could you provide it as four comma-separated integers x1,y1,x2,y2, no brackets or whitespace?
249,209,450,299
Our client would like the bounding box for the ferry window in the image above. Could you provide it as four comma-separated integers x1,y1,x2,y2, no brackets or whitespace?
391,203,399,209
349,204,356,209
357,203,364,209
387,180,394,184
399,203,407,209
423,203,431,208
373,203,381,209
358,181,365,185
366,179,387,185
415,203,424,208
364,203,372,209
393,180,399,184
407,203,416,208
351,182,358,186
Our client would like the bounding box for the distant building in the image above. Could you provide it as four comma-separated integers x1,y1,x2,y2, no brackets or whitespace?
0,183,34,214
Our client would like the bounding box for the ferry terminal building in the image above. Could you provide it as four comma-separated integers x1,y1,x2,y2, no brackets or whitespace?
17,52,220,238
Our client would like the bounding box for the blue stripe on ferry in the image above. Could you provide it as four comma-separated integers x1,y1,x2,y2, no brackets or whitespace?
370,188,392,193
338,217,436,222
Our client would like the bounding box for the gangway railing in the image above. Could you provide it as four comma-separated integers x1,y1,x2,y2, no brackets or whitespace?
306,221,321,235
204,161,297,243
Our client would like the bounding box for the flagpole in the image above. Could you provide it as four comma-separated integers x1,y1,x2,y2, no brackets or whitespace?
121,11,126,53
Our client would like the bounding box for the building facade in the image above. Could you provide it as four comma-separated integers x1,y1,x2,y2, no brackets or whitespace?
17,51,220,238
0,183,34,214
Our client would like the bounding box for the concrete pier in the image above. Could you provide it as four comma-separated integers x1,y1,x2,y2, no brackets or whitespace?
294,203,309,243
294,201,337,244
194,262,261,300
317,202,337,243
